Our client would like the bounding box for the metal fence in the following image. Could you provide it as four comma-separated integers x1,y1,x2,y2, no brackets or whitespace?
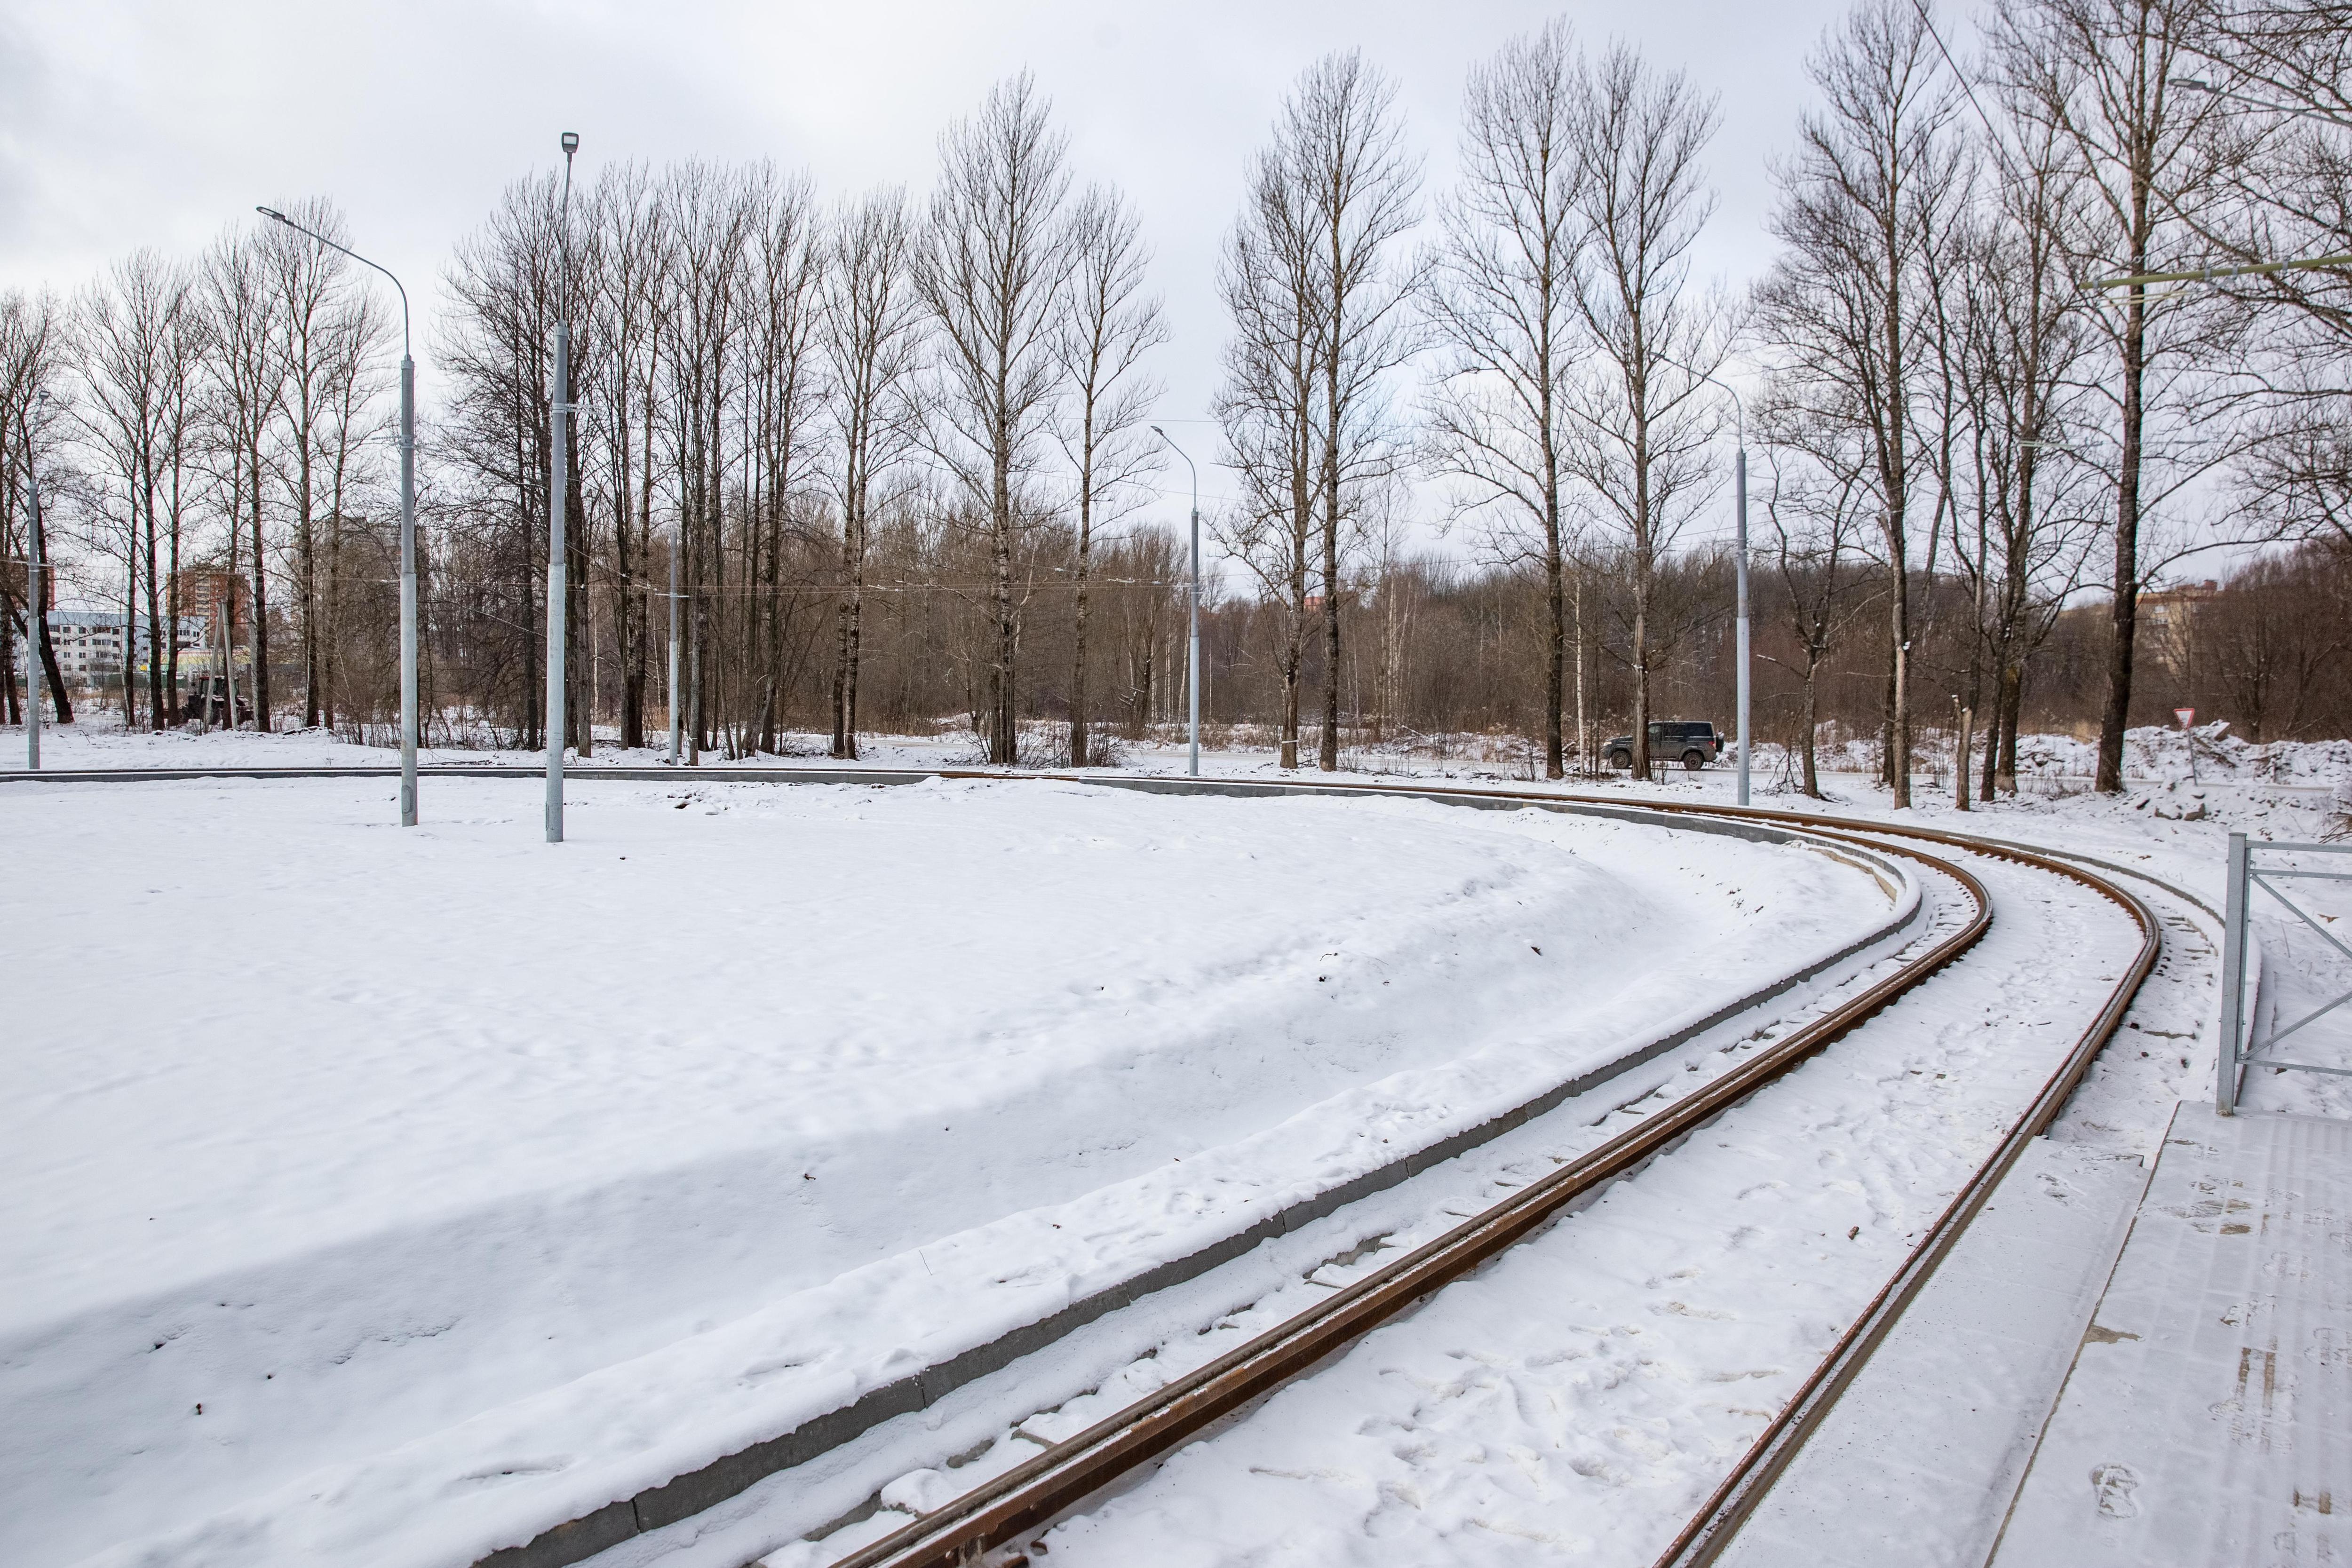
2218,832,2352,1113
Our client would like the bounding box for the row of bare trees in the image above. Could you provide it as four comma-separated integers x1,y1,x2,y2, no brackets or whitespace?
1393,0,2347,797
2,207,389,736
429,73,1167,767
1754,0,2352,798
6,1,2348,786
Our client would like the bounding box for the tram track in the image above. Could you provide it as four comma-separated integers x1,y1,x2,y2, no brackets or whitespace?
793,786,2158,1568
0,764,2166,1568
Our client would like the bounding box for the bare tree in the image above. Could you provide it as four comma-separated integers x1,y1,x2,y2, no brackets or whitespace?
313,286,391,732
1950,109,2105,793
1994,0,2239,790
1291,51,1422,771
78,250,200,729
1216,138,1322,768
1356,478,1423,747
1,292,72,723
1054,184,1165,767
261,198,365,730
2200,0,2352,550
555,169,601,758
916,72,1075,766
1756,0,1966,805
153,275,209,725
741,170,826,754
203,223,283,731
2192,543,2349,740
586,162,673,749
660,162,758,761
1756,413,1880,795
441,172,564,748
824,187,923,760
1425,18,1584,778
1561,40,1728,778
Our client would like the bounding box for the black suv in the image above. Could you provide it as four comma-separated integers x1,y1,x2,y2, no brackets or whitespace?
1604,721,1724,771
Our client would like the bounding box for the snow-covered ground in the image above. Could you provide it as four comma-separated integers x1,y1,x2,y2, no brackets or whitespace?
7,720,2349,1568
13,712,2352,801
631,752,2349,1567
895,776,2349,1568
0,769,1892,1568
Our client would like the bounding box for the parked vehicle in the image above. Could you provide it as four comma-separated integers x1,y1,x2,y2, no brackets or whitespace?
1604,720,1723,771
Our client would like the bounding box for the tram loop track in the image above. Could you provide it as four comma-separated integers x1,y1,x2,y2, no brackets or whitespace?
0,768,2163,1568
706,801,2159,1568
550,780,2157,1568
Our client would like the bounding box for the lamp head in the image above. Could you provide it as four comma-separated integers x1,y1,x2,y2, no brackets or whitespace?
2170,76,2214,93
561,132,580,156
1151,425,1167,438
257,206,288,224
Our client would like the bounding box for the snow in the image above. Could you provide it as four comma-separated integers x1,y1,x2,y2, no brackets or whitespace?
0,768,1891,1568
675,782,2291,1568
9,720,2349,1568
1716,883,2220,1568
1719,1135,2157,1568
16,713,2352,803
1989,1104,2352,1565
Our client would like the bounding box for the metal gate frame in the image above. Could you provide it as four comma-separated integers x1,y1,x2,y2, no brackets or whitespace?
2218,831,2352,1113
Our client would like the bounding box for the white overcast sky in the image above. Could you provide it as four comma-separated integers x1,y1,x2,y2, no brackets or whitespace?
0,0,1935,540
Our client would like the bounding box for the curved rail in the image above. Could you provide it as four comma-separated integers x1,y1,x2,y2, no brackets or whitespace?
1081,779,2170,1568
1620,814,2161,1568
0,763,2165,1567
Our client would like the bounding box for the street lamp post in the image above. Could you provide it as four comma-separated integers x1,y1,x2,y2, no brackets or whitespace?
1151,427,1201,776
258,206,417,825
1734,437,1749,807
21,391,46,771
668,517,683,764
546,132,579,842
1652,357,1753,802
1662,362,1752,806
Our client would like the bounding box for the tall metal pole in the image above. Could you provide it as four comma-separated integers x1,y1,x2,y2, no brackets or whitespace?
22,393,45,771
546,320,570,837
1734,442,1750,807
256,206,417,825
667,520,683,763
546,133,578,843
1188,497,1201,778
1152,427,1201,776
1659,356,1751,804
398,351,418,825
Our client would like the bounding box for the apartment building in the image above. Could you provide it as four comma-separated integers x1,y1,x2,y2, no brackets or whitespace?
13,610,207,684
